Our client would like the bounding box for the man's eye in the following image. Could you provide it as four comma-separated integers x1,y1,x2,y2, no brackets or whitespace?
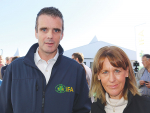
54,29,60,33
42,29,46,32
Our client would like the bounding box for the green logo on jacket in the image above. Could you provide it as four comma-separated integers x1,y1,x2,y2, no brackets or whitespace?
55,84,74,93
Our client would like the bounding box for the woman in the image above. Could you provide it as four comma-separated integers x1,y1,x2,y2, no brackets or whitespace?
89,46,150,113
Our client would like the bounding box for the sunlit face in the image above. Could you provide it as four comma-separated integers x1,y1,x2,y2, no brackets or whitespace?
0,57,2,64
35,15,63,58
9,57,12,64
142,57,149,68
98,58,128,99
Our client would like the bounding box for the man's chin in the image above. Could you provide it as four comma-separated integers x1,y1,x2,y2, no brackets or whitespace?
45,49,57,54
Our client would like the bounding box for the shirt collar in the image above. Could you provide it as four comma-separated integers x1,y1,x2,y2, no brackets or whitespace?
34,47,59,65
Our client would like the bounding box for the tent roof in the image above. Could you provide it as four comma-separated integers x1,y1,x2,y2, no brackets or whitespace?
64,36,137,61
14,48,20,57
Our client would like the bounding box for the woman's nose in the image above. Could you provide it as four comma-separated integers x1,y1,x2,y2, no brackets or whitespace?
108,72,116,83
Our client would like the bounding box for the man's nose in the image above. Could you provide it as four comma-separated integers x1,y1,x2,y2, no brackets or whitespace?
47,30,53,39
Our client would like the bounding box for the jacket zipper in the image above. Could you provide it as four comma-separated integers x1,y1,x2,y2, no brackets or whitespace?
41,91,45,113
41,64,56,113
41,75,45,113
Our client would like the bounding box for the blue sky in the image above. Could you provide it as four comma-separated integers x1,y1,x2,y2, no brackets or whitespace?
0,0,150,59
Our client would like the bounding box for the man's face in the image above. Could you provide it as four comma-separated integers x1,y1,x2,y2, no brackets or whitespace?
9,57,12,64
142,57,150,68
35,15,63,58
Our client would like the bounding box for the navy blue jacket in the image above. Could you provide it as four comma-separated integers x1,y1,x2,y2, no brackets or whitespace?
0,43,91,113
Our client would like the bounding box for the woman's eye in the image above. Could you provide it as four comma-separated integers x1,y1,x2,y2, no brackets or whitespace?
102,71,108,74
115,70,120,73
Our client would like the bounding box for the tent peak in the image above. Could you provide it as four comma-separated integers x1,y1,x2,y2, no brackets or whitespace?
89,36,98,44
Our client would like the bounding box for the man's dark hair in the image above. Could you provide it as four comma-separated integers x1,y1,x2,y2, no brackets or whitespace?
35,7,64,33
142,54,150,59
12,56,20,62
72,53,84,63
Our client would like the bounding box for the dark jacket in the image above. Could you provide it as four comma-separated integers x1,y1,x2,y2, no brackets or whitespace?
91,91,150,113
0,43,91,113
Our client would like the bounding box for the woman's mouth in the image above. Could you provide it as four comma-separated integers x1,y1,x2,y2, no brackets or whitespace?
109,84,118,89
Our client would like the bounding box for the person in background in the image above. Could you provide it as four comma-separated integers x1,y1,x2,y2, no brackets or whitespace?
1,57,10,79
1,56,20,79
0,7,91,113
5,57,10,65
72,52,92,88
89,46,150,113
11,56,20,62
0,79,2,86
0,55,5,80
8,57,13,64
136,54,150,98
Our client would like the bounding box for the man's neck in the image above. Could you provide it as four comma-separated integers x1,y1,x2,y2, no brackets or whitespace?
38,50,57,62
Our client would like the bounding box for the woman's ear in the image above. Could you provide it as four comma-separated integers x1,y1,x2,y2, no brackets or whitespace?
125,67,129,77
98,73,101,80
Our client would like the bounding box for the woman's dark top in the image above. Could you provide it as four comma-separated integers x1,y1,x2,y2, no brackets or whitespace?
91,91,150,113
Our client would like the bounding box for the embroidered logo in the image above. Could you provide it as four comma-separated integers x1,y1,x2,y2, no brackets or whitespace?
55,84,74,93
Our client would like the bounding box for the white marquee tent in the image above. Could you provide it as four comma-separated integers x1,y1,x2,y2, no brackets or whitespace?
64,36,137,68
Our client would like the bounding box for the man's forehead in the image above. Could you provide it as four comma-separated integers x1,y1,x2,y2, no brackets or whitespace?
38,15,62,27
38,14,62,22
142,56,147,59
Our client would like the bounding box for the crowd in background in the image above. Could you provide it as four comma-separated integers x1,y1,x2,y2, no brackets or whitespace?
0,6,150,113
0,55,20,82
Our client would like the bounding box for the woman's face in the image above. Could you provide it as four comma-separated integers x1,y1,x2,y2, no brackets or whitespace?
98,58,128,99
0,57,2,64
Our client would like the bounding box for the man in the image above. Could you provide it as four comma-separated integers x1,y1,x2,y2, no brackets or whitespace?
1,57,10,79
136,54,150,98
0,79,2,86
0,55,4,80
0,7,91,113
5,57,10,65
72,52,92,88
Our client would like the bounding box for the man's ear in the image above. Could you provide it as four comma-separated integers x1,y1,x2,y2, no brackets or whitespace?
76,58,80,63
35,30,38,39
148,58,150,63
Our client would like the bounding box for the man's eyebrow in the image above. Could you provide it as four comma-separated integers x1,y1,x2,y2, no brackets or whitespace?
39,27,47,30
53,28,61,31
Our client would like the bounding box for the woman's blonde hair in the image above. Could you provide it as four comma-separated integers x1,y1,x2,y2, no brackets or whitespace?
0,55,4,65
89,46,139,105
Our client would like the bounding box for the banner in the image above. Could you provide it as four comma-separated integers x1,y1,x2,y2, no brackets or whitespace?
135,23,150,68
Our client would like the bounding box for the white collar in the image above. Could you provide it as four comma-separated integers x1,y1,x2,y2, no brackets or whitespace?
34,47,59,65
105,93,127,107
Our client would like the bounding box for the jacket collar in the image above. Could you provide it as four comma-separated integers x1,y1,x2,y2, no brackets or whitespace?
23,43,64,68
97,90,134,110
